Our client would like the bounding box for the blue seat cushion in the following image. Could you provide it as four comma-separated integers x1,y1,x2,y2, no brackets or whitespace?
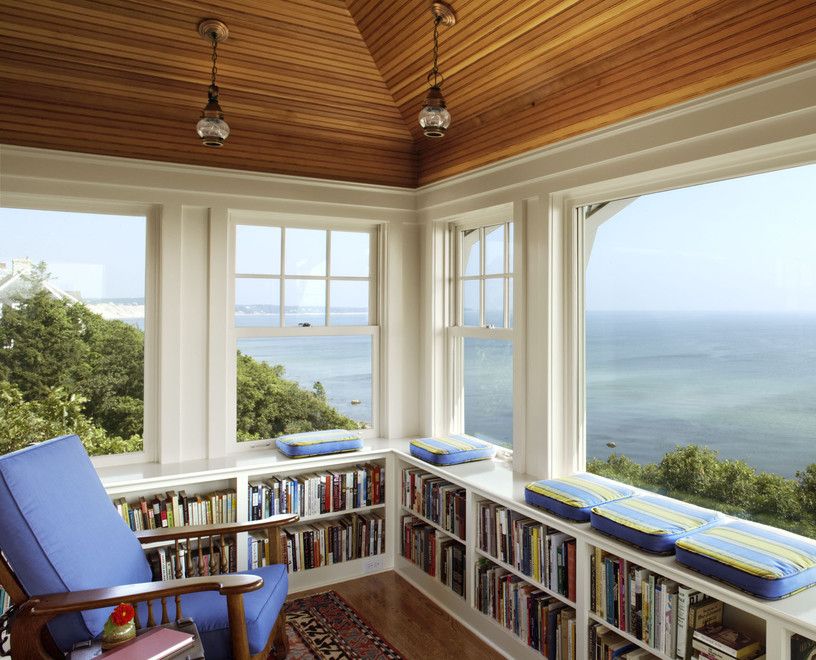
136,565,287,657
0,435,152,650
275,429,363,458
675,520,816,599
590,494,721,553
409,435,496,465
524,473,635,521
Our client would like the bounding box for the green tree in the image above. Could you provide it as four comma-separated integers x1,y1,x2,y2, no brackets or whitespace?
658,444,720,496
236,353,361,440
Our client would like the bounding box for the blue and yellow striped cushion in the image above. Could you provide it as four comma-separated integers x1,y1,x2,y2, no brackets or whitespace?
676,519,816,599
590,494,721,553
524,473,635,521
409,434,496,465
275,429,363,458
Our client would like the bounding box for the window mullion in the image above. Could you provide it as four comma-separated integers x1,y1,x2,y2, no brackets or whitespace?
325,230,332,326
279,227,286,327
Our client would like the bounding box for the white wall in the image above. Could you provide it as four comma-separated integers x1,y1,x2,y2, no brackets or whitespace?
0,150,420,465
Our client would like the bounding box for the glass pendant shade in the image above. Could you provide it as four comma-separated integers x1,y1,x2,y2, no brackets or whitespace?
197,86,229,147
419,85,451,138
196,117,230,147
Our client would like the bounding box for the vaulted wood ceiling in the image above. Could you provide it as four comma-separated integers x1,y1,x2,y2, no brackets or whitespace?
2,1,815,188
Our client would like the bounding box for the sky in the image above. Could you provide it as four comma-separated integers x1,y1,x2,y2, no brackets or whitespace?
2,162,814,309
586,162,816,312
0,209,146,299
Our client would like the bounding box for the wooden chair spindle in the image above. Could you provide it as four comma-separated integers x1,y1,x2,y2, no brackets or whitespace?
220,533,228,573
160,596,169,624
174,539,182,579
146,599,156,628
175,594,183,622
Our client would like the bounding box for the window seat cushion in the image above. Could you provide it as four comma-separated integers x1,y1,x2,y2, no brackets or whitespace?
274,429,363,458
409,435,496,465
590,493,721,553
675,519,816,599
524,473,636,522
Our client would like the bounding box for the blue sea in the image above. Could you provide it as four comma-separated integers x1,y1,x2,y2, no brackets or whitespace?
120,307,816,477
586,311,816,478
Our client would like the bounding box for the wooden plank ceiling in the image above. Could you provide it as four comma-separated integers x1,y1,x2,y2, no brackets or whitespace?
2,1,816,188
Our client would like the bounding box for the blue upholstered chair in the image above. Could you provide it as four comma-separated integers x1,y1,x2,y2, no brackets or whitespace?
0,435,296,658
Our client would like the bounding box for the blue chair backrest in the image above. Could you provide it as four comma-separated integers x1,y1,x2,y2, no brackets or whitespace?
0,435,151,650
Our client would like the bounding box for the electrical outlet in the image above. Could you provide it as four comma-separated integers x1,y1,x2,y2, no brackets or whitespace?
363,556,384,574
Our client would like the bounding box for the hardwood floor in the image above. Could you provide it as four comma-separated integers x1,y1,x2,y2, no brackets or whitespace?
288,571,503,660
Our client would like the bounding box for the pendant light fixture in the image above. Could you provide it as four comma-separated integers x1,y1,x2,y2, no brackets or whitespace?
196,19,230,148
419,2,456,138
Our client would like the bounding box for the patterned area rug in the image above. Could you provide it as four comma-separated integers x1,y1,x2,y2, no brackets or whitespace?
284,591,404,659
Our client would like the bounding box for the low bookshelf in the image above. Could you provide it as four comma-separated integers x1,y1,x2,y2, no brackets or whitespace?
95,441,816,660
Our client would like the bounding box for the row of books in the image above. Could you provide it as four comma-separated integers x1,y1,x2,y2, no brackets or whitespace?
114,489,237,531
476,559,576,659
477,500,576,599
589,621,656,659
401,514,465,597
260,512,385,573
0,586,10,615
248,463,385,521
148,538,236,580
690,625,764,660
401,468,466,540
592,547,764,660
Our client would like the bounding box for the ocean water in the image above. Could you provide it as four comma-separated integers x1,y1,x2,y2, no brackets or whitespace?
115,307,816,476
586,311,816,478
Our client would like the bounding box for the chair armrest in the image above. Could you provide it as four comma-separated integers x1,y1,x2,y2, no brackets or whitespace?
23,573,263,617
134,513,299,544
11,575,264,658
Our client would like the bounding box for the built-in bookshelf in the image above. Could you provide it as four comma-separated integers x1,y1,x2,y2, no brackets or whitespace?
590,545,766,660
401,513,466,597
97,443,816,660
476,556,577,658
114,487,237,530
476,498,576,604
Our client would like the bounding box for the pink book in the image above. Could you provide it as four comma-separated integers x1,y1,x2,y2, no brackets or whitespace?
101,627,195,659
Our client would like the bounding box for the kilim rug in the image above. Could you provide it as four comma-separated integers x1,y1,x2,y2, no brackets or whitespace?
283,591,404,659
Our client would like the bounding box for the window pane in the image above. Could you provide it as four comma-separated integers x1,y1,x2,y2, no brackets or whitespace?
464,338,512,448
235,278,279,327
508,222,514,274
284,279,326,327
236,336,371,440
236,225,280,274
0,208,146,456
584,163,816,539
462,228,480,276
484,278,504,328
331,231,370,277
508,277,514,329
484,224,504,274
285,228,326,276
462,279,480,326
330,280,368,325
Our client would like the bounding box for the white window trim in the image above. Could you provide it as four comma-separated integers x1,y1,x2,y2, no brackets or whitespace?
0,195,159,467
225,212,382,454
446,210,520,455
552,152,816,478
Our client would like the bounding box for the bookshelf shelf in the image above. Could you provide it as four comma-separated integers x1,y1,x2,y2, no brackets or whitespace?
298,503,385,524
588,612,671,660
474,547,575,608
399,505,466,545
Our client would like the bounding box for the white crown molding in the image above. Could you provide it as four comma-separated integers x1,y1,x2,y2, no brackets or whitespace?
416,60,816,215
0,144,416,218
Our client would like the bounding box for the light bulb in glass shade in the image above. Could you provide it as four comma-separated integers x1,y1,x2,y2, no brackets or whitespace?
419,105,451,138
419,85,451,138
196,116,230,147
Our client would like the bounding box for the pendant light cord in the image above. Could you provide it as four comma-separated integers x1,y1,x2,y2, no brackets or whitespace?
210,35,219,93
430,14,442,88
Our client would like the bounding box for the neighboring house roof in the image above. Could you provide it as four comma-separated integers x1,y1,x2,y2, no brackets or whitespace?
0,259,81,306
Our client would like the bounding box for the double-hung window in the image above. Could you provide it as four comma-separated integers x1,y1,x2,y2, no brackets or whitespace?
449,221,514,449
232,222,378,445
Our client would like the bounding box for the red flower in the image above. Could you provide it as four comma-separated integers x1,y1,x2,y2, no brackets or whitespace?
110,603,135,627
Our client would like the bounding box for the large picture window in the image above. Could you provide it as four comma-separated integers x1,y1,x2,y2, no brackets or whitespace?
581,163,816,538
450,221,514,449
233,223,377,443
0,207,149,457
